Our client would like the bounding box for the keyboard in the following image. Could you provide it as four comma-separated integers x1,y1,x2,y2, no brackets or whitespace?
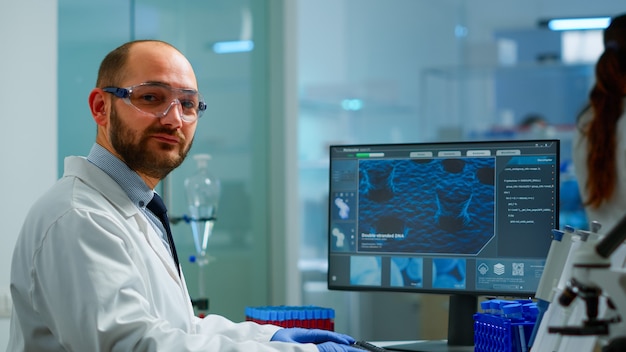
353,340,387,352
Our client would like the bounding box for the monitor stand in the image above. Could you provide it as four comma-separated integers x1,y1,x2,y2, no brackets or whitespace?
384,294,476,352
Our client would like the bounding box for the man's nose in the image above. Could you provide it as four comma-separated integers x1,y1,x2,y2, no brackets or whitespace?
159,100,184,127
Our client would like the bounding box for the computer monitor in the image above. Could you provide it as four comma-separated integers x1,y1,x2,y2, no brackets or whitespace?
327,140,559,352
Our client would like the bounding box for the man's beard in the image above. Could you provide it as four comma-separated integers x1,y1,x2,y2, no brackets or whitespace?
109,107,193,180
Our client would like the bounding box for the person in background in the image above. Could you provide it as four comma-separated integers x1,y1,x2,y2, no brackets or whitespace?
8,40,362,352
519,113,547,131
552,17,626,352
573,13,626,232
518,113,555,139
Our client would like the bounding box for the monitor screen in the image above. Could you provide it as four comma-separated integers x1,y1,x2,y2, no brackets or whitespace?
327,139,559,351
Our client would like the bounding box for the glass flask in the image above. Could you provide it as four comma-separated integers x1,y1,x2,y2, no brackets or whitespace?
184,154,221,265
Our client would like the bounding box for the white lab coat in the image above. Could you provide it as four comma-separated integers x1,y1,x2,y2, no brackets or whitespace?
8,156,317,352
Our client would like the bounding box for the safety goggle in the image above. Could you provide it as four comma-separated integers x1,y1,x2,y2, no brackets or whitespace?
103,82,207,122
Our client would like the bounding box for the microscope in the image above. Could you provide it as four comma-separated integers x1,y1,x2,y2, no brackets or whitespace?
548,215,626,351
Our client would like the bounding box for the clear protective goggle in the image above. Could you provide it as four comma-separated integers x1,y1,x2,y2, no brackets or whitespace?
103,82,207,122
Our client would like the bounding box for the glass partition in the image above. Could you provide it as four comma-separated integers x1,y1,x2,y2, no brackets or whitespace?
58,0,273,321
296,0,623,340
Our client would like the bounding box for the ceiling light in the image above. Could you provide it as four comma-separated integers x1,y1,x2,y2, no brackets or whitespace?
541,17,611,31
212,40,254,54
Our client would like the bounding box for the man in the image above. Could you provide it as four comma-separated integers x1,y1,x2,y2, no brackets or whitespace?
8,40,361,351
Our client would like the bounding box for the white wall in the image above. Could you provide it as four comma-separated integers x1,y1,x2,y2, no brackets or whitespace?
0,0,58,348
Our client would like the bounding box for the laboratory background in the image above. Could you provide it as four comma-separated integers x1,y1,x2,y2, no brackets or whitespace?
1,0,623,349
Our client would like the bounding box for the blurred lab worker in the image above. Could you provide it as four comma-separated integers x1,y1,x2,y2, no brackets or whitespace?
8,40,361,352
573,14,626,232
518,113,554,139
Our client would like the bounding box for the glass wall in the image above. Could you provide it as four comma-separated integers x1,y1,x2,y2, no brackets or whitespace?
296,0,626,341
58,0,277,321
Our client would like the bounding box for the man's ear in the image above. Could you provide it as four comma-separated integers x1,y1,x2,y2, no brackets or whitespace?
89,88,109,126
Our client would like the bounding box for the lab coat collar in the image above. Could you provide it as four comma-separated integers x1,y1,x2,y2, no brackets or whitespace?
63,156,184,284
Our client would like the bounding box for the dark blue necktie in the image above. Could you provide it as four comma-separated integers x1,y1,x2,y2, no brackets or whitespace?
147,193,181,276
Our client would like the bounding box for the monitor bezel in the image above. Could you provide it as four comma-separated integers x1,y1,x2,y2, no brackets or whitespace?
326,139,560,298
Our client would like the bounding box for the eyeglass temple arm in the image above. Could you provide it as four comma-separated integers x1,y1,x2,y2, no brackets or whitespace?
103,87,130,99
